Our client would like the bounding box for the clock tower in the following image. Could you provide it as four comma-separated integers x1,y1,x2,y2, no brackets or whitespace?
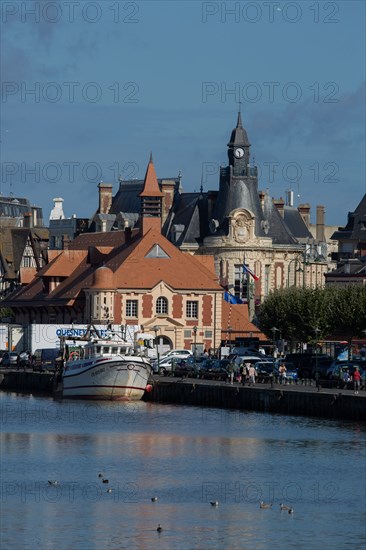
209,111,265,236
227,111,250,176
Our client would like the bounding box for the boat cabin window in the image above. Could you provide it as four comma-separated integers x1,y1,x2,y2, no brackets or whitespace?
103,346,110,354
112,347,118,354
95,346,101,354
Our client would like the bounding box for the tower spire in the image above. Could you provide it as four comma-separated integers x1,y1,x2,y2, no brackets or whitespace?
237,101,243,127
139,155,164,235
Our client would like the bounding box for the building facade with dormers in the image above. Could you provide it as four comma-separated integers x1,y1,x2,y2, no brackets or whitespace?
325,194,366,285
85,113,332,320
4,158,266,352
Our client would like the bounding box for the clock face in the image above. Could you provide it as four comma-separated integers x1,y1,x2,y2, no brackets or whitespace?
234,148,244,158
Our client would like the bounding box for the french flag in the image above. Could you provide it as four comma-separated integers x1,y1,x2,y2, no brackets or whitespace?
243,263,260,281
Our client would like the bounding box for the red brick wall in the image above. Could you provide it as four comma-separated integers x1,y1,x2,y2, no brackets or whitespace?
202,295,212,325
114,294,121,324
172,295,183,319
142,294,153,318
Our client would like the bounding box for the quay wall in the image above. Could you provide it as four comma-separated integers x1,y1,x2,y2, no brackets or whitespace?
0,371,56,393
0,371,365,421
144,379,366,421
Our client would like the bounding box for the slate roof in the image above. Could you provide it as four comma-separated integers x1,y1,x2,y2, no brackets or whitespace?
331,194,366,241
227,112,250,147
326,258,366,277
213,177,267,236
261,194,299,246
283,206,314,240
163,193,209,246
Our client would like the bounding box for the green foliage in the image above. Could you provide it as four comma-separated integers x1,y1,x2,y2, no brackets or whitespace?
258,285,366,345
0,307,14,321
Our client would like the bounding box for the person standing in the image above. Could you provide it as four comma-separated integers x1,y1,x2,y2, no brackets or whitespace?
227,360,235,385
353,367,361,395
279,362,287,385
248,365,256,386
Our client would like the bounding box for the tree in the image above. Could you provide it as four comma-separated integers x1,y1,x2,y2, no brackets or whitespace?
0,307,14,322
257,285,366,352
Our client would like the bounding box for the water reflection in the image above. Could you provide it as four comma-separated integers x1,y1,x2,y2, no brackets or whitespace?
1,392,365,550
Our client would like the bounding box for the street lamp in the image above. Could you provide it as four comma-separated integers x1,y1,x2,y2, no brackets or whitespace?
271,326,278,358
227,326,232,353
314,327,321,382
287,258,304,288
152,325,160,368
192,325,197,368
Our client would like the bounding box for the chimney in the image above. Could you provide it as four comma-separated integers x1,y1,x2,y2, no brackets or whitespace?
298,203,311,228
23,212,33,228
62,235,71,250
50,198,65,220
124,225,132,243
98,183,113,215
316,205,325,242
258,190,265,209
273,197,285,218
160,179,175,225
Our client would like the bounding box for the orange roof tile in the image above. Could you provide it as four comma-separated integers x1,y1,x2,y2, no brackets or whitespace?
221,299,268,341
139,159,164,197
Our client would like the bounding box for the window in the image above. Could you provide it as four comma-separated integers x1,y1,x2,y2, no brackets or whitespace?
234,264,248,302
156,296,168,314
126,299,138,317
186,301,198,319
145,244,170,258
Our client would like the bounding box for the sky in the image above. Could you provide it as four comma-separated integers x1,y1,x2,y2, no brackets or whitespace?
1,0,365,226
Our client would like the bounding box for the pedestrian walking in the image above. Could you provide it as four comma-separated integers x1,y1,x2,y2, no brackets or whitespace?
353,367,361,395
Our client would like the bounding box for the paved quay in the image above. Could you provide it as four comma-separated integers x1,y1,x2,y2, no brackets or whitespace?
146,375,366,422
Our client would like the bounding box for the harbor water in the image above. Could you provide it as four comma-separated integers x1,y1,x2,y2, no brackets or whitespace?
1,391,365,550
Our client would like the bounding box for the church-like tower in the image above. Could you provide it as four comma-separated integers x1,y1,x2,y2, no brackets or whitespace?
139,154,164,235
210,112,266,236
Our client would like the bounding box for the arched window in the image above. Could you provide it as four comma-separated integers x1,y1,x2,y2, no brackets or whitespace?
156,296,168,315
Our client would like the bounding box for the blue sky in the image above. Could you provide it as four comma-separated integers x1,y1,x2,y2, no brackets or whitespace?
1,0,365,226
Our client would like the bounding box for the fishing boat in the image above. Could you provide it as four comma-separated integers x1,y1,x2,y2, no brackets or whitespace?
60,326,152,400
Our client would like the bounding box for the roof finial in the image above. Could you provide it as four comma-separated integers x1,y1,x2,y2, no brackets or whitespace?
149,151,153,163
200,172,203,195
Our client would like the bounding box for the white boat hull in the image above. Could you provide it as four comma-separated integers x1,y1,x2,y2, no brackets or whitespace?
62,358,151,401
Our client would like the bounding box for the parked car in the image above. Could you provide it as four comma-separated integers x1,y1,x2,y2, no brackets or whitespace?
158,349,193,361
229,354,268,368
173,361,197,378
326,362,366,381
284,353,333,379
198,359,230,381
151,349,193,372
2,351,19,367
254,361,277,377
151,356,187,375
33,348,61,372
274,360,298,381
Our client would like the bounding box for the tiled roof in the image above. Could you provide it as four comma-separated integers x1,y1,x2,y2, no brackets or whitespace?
5,227,222,307
221,300,268,341
139,158,164,198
